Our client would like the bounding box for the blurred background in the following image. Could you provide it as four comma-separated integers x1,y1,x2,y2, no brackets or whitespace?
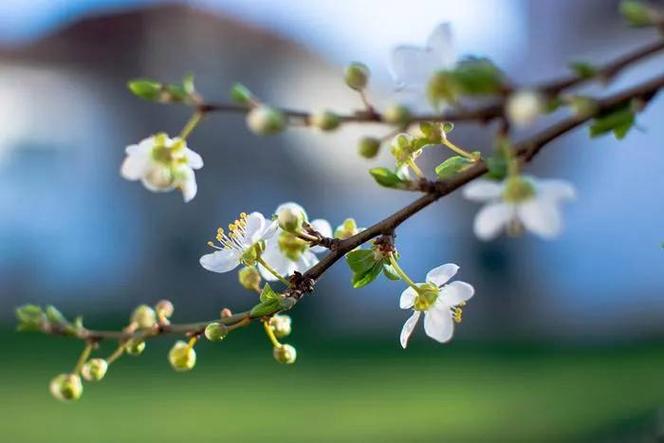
1,0,664,441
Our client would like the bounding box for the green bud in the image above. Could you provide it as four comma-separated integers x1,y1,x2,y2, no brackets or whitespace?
344,62,370,90
81,358,108,382
358,137,381,159
273,344,297,364
334,218,360,240
277,206,305,232
246,105,286,135
168,340,197,371
238,266,262,291
311,110,341,131
131,304,157,329
620,1,657,26
128,79,162,101
49,373,83,402
204,322,228,342
383,104,411,125
230,83,254,105
125,338,146,356
269,315,292,338
155,299,174,319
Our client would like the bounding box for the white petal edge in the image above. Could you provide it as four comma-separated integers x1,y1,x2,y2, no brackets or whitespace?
536,179,576,202
473,202,513,241
400,286,417,309
275,202,308,222
439,281,475,307
310,218,333,253
426,263,459,287
400,311,421,349
120,151,150,181
426,22,456,67
184,148,204,169
179,170,197,203
517,198,562,239
200,249,240,273
463,180,504,202
423,307,454,343
244,212,266,244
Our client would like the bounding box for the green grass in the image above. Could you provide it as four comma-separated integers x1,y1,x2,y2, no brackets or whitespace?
2,332,664,442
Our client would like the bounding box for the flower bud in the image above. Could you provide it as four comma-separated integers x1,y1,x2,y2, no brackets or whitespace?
268,315,292,338
505,90,544,127
247,105,286,135
383,104,411,125
131,304,157,329
168,340,197,371
311,110,341,131
125,338,146,356
334,218,360,240
238,266,262,291
273,344,297,364
81,358,108,382
49,373,83,401
277,206,305,232
344,62,370,90
155,300,174,319
204,322,228,342
220,308,232,318
358,137,380,159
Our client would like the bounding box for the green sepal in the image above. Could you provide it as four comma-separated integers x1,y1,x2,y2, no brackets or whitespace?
369,168,408,188
435,155,474,179
230,83,254,105
259,283,279,303
127,79,162,101
589,105,635,140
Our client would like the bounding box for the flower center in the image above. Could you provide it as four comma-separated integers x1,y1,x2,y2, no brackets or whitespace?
413,283,440,311
277,231,308,261
502,176,535,203
151,134,186,166
207,212,258,260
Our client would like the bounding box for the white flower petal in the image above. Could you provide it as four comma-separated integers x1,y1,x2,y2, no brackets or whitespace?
473,202,513,241
423,307,454,343
259,240,290,281
426,263,459,286
426,22,456,67
120,152,150,181
400,311,421,349
179,169,197,203
536,179,576,202
310,218,333,253
463,180,504,202
293,251,319,274
517,198,562,239
275,202,308,222
439,281,475,307
244,212,266,244
184,148,204,169
389,46,439,89
261,220,279,240
400,286,417,309
200,249,240,273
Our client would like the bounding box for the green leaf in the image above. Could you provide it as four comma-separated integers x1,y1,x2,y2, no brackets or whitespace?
589,106,635,140
16,305,45,332
259,283,279,303
345,249,378,275
352,262,384,288
569,61,598,79
382,263,401,281
127,79,162,101
250,298,281,317
435,155,474,179
450,57,505,96
182,72,195,95
620,1,654,27
369,168,407,188
230,83,254,105
164,84,187,102
45,305,68,326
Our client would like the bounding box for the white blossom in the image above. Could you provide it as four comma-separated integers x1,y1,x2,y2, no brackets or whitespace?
121,133,203,202
200,212,278,273
463,176,576,240
259,202,332,281
399,264,474,349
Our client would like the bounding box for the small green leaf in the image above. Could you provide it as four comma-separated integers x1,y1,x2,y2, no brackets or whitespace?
450,57,505,96
369,168,407,188
352,262,384,288
435,155,474,179
589,105,635,140
569,61,598,79
345,249,378,275
250,298,281,317
182,72,195,95
16,304,45,332
230,83,254,105
127,79,162,101
164,84,187,102
259,283,279,303
620,1,655,27
45,305,68,326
